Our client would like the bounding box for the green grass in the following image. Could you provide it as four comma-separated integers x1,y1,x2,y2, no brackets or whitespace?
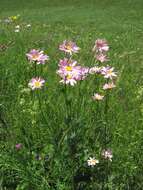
0,0,143,189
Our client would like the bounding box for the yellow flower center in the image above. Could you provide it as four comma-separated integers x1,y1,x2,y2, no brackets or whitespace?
107,70,112,75
34,81,41,87
11,16,17,20
32,54,39,59
66,75,72,79
65,66,72,71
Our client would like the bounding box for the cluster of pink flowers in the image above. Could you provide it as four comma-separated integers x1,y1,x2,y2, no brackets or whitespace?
91,39,117,100
26,49,49,65
93,39,109,63
57,39,117,89
57,41,88,86
26,49,49,90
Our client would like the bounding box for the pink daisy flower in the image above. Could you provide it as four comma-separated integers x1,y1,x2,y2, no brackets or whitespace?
101,66,117,79
103,82,116,90
89,66,101,74
93,39,109,53
59,40,80,55
28,77,45,90
60,74,77,86
92,93,104,100
57,59,88,86
96,54,109,63
102,149,113,161
26,49,49,64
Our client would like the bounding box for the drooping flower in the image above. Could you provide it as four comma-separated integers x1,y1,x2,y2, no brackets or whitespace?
59,40,80,55
28,77,45,90
26,49,49,64
15,143,22,150
102,149,113,161
96,54,109,63
103,82,116,90
89,66,101,74
92,93,104,101
87,157,99,167
93,39,109,53
101,66,117,79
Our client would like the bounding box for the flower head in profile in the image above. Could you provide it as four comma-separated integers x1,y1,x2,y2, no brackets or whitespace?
15,143,22,150
59,40,80,55
101,66,117,79
96,54,109,63
102,149,113,161
28,77,45,90
92,93,104,101
87,157,99,167
26,49,49,64
103,82,116,90
93,39,109,53
89,66,101,74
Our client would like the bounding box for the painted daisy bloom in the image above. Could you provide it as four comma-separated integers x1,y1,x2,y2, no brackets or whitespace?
102,149,113,161
26,49,49,64
59,40,80,55
89,66,101,74
92,93,104,101
28,77,45,90
101,67,117,79
57,58,89,86
96,54,108,63
87,157,99,167
58,58,77,67
60,74,77,86
57,59,80,76
103,82,116,90
93,39,109,53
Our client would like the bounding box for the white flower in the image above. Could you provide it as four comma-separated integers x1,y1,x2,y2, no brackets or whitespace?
14,29,20,32
15,25,20,29
87,157,99,167
103,82,116,90
26,24,31,27
92,93,104,100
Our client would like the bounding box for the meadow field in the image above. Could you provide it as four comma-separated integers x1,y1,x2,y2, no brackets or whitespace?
0,0,143,189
